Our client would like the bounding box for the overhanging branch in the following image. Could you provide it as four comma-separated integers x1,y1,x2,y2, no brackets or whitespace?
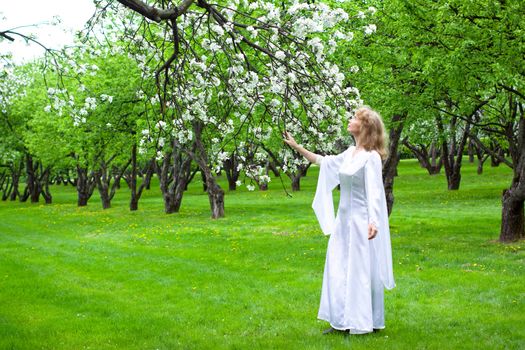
116,0,194,22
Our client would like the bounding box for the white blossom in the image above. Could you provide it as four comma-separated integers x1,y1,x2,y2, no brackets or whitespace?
364,24,377,35
275,51,286,60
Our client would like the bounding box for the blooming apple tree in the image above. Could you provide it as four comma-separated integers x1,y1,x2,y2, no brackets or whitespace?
86,0,376,217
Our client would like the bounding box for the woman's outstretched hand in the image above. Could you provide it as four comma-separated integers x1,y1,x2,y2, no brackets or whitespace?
283,131,299,149
368,223,378,240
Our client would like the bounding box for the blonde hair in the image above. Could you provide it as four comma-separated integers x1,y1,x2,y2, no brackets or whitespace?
355,106,388,160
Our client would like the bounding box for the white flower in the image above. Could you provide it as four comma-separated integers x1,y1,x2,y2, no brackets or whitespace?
259,175,271,184
246,26,257,38
235,180,242,186
211,24,224,36
350,66,359,73
44,105,52,113
209,42,221,52
364,24,377,35
357,11,366,19
275,50,286,60
247,184,255,191
368,6,377,14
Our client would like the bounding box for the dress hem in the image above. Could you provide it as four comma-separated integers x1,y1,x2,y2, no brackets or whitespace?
317,316,384,334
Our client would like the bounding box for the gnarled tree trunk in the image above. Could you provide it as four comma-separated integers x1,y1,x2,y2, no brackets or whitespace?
437,114,471,190
191,121,224,218
129,144,155,211
223,152,241,191
500,187,524,242
95,156,131,209
383,114,404,216
403,140,442,175
499,98,525,242
157,140,193,214
76,166,96,206
40,167,52,204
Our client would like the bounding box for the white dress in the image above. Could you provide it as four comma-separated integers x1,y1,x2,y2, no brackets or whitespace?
312,146,395,334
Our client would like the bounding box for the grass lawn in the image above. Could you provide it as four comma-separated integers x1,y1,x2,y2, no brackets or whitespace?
0,159,523,349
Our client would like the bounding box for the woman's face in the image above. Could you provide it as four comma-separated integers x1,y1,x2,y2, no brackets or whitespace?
347,114,361,136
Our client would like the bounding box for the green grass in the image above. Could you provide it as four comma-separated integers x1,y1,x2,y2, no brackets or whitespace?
0,160,523,349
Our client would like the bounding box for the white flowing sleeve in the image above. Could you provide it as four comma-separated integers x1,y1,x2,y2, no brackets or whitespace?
364,152,383,229
365,151,396,290
311,148,350,236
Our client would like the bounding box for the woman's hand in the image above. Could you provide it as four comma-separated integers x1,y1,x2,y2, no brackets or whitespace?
368,223,378,240
283,131,299,149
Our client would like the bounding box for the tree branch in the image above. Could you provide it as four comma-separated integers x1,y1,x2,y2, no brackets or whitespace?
469,133,513,168
116,0,194,22
0,31,15,41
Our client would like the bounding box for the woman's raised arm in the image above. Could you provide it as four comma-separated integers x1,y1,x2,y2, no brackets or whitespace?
283,131,322,164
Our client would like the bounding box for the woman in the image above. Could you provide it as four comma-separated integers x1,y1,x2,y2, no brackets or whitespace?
283,106,395,335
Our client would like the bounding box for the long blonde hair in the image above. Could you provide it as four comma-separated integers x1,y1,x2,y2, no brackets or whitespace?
355,106,388,160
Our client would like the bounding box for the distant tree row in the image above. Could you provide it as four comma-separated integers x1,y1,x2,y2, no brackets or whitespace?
1,0,523,241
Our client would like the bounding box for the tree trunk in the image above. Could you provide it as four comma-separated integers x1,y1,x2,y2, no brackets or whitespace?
95,166,111,209
25,154,41,203
8,160,22,201
202,167,225,218
191,121,225,218
490,143,504,167
468,139,475,163
1,174,12,201
291,174,301,191
287,163,310,192
438,115,470,190
76,166,95,206
40,167,52,204
257,161,271,191
500,189,524,242
499,95,525,241
224,154,240,191
157,142,192,214
403,140,441,175
447,170,461,190
130,144,139,211
201,171,208,192
429,142,443,175
383,114,404,216
269,161,280,177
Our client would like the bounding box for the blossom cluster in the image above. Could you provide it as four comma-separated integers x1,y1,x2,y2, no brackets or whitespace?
108,0,376,182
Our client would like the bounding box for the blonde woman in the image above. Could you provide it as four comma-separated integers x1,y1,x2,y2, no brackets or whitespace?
283,106,395,335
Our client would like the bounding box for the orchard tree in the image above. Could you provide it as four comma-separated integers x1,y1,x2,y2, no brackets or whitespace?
89,0,372,218
40,43,145,209
377,0,524,241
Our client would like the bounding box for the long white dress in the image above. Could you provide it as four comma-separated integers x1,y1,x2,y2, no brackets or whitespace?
312,146,395,334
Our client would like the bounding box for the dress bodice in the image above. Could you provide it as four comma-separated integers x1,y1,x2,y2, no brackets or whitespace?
337,156,368,219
